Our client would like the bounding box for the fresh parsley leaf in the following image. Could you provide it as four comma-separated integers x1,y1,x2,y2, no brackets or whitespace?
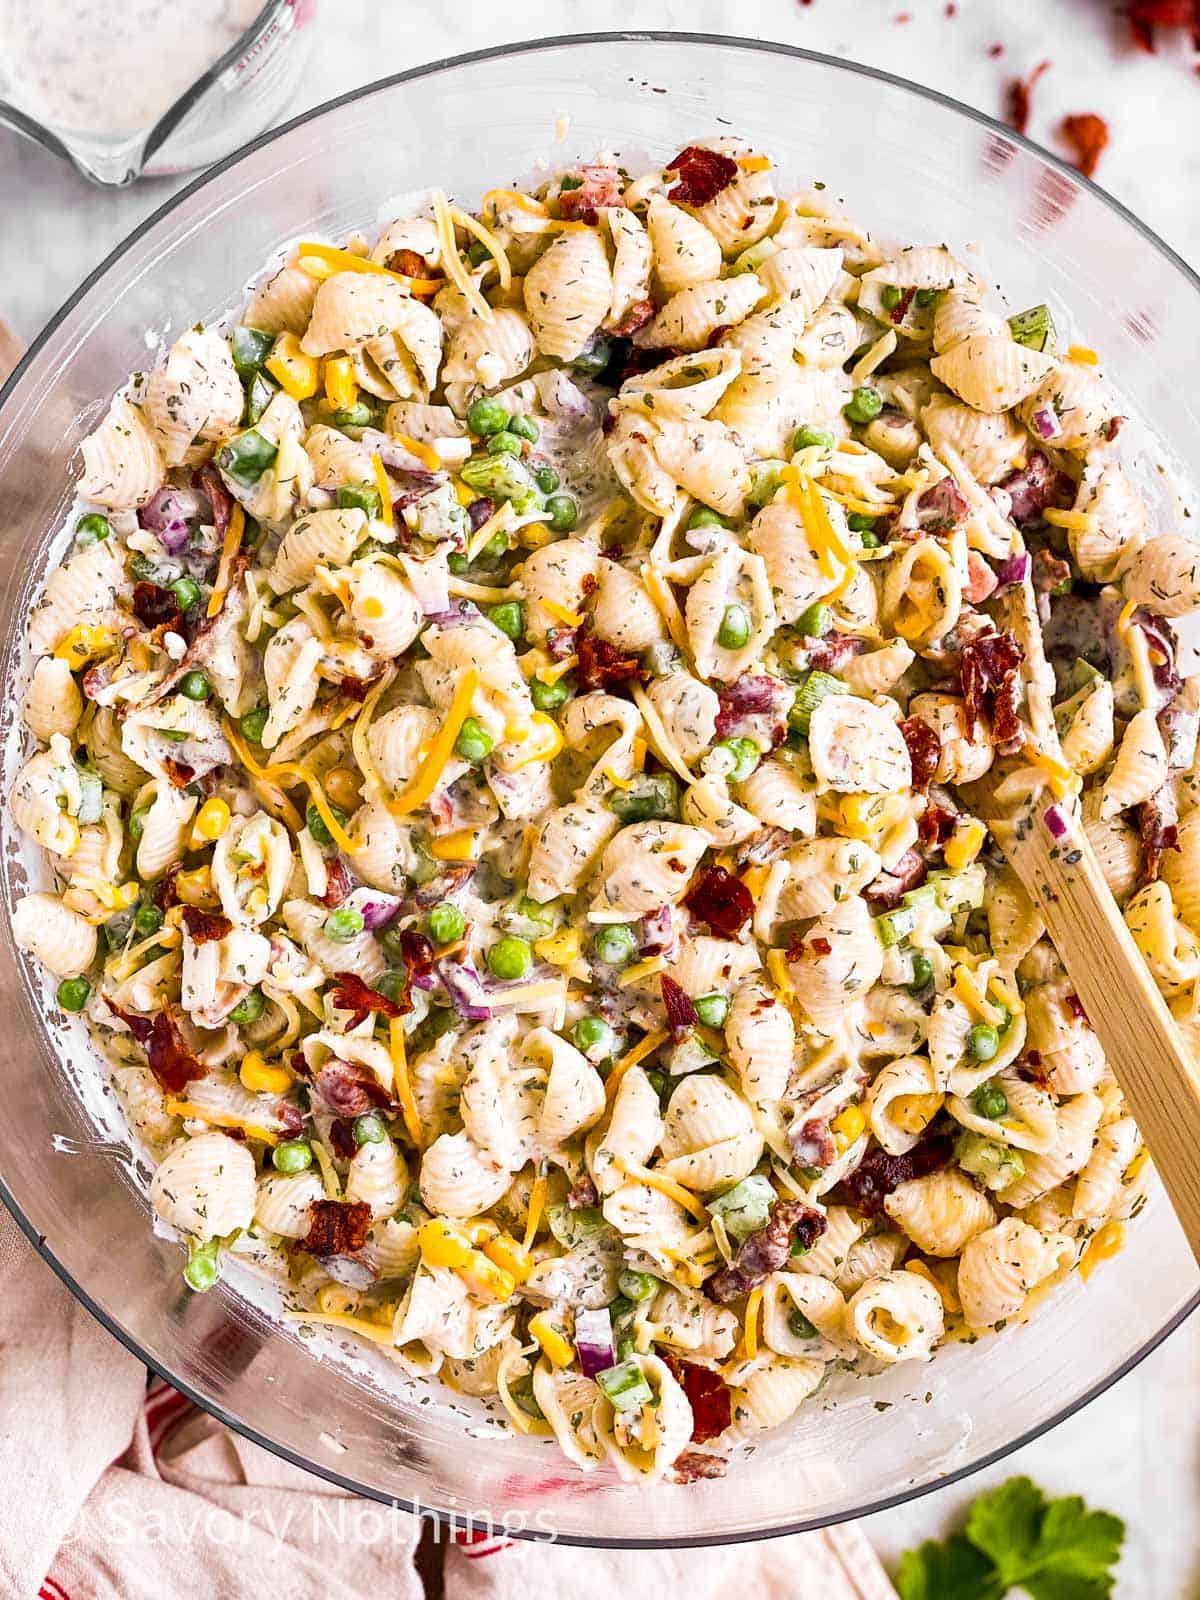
896,1531,1004,1600
894,1477,1125,1600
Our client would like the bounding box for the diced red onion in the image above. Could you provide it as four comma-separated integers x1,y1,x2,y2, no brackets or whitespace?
437,960,493,1021
993,552,1031,588
1031,406,1061,440
574,1307,616,1378
358,895,403,932
1044,803,1069,839
140,487,201,553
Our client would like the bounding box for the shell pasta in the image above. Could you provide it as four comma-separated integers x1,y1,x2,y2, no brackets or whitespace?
9,135,1194,1487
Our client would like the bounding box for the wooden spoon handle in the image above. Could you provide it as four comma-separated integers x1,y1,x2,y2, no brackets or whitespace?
997,815,1200,1263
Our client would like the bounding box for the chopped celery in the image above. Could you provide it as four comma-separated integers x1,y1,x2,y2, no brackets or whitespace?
460,451,543,512
707,1174,775,1242
927,864,986,915
546,1204,607,1249
76,770,104,825
875,905,917,948
595,1360,653,1412
956,1131,1026,1192
1008,303,1058,356
730,237,779,275
788,669,846,735
607,773,680,823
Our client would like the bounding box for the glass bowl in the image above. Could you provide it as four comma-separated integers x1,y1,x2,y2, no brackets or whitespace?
0,32,1196,1547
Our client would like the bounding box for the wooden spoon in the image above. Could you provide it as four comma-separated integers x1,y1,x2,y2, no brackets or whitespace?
969,576,1200,1263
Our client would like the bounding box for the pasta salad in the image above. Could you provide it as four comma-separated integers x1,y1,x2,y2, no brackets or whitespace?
9,137,1197,1485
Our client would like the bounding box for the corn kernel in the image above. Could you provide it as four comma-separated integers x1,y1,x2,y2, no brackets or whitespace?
482,1231,533,1285
324,355,358,412
53,623,115,670
944,819,986,873
326,767,362,811
418,1218,475,1271
265,332,320,401
832,1103,866,1152
191,797,231,845
175,865,219,907
461,1218,500,1246
891,1092,944,1134
429,828,484,862
528,1311,574,1368
521,522,554,549
534,928,580,968
360,596,385,620
240,1052,293,1096
55,817,81,857
460,1256,516,1301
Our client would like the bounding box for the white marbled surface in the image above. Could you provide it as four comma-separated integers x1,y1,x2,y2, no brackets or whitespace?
3,0,1200,1592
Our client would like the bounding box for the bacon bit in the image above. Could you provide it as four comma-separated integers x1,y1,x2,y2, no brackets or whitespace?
414,865,474,909
666,146,739,208
959,629,1024,749
988,40,1005,57
545,625,579,660
1061,113,1110,179
299,1199,372,1257
106,999,208,1095
900,716,941,795
609,298,657,338
1104,415,1126,442
1136,610,1182,698
1006,59,1051,136
317,860,354,909
614,343,684,388
314,1058,392,1117
706,1200,826,1303
833,1131,955,1217
331,971,409,1028
713,674,791,748
575,630,647,692
1137,791,1181,885
1065,991,1091,1025
662,1355,733,1443
162,756,196,789
998,450,1075,528
888,286,917,326
180,907,233,945
945,1,957,13
866,848,928,910
132,582,184,634
328,1118,358,1161
809,935,833,957
1126,0,1200,51
558,164,624,224
916,476,968,534
337,674,378,704
399,929,436,979
919,802,959,848
567,1174,600,1210
789,1116,837,1170
196,463,234,543
683,866,753,938
660,973,698,1044
671,1448,728,1483
964,550,999,606
466,497,496,534
807,634,867,673
386,248,433,287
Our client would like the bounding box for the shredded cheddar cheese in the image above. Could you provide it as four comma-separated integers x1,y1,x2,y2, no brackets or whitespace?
617,1160,710,1222
296,240,441,294
448,204,513,289
371,453,394,528
207,503,246,619
386,668,480,816
388,1019,423,1151
604,1028,669,1100
431,189,493,322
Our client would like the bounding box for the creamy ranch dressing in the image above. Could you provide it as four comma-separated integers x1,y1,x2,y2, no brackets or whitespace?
0,0,263,137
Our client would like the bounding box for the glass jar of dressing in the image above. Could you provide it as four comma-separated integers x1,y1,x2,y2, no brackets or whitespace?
0,0,317,185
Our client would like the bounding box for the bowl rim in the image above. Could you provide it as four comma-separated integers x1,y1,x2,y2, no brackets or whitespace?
1,28,1197,1547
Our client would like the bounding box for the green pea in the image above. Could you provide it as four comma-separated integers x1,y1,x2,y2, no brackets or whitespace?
487,430,526,458
375,970,410,1007
447,553,469,575
56,977,91,1012
75,513,112,546
239,706,269,743
128,806,150,842
644,1068,668,1098
455,716,495,765
333,402,375,429
967,1023,1001,1063
510,414,540,443
717,736,760,782
717,603,751,651
858,529,882,548
323,907,365,943
179,670,210,702
572,1015,615,1055
879,284,904,312
353,1112,387,1145
844,385,884,425
183,1238,221,1293
306,800,348,848
915,288,938,307
795,602,831,639
466,240,490,267
686,506,729,531
546,495,578,533
618,1268,658,1303
788,1310,818,1339
972,1081,1009,1121
478,531,510,564
134,902,163,937
467,397,510,436
216,427,278,486
570,333,613,377
694,992,730,1028
429,902,466,945
273,1139,314,1174
517,895,558,933
229,988,265,1025
593,923,636,967
534,466,560,495
336,483,383,518
846,512,877,534
530,676,571,712
487,936,532,981
170,576,202,614
487,601,524,640
907,951,934,993
792,425,835,451
608,773,680,823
